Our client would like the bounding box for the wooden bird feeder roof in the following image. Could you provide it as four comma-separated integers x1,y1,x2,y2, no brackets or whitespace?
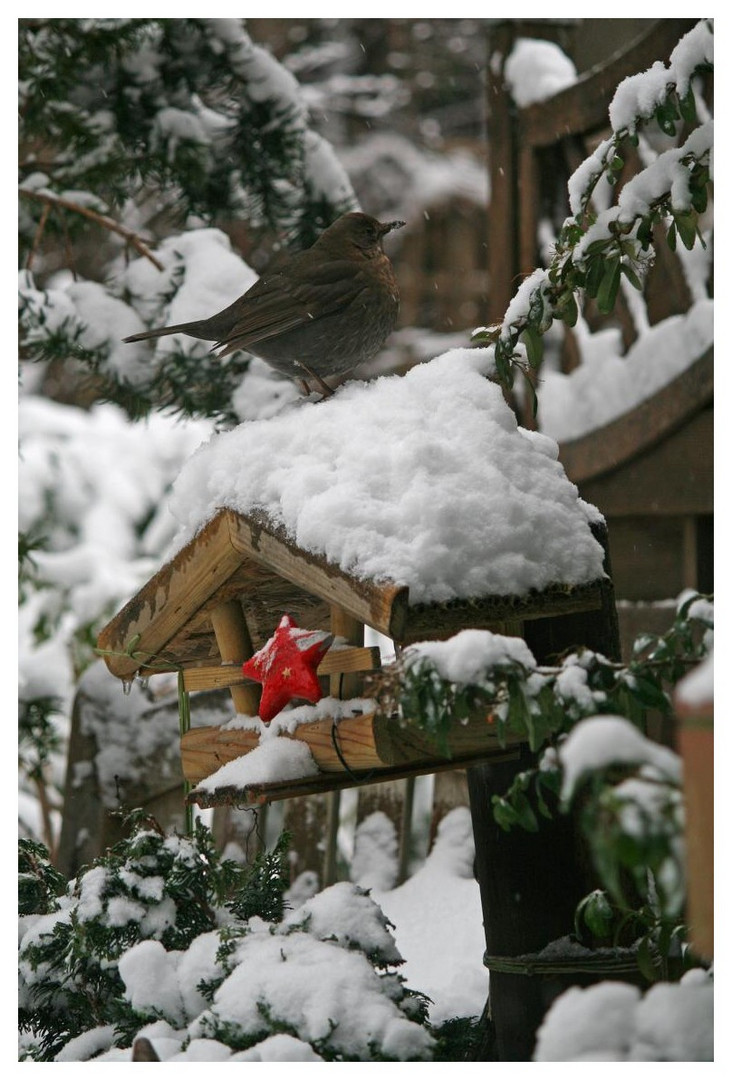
97,506,605,681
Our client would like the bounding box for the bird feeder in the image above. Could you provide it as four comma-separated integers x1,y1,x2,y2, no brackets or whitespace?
97,505,609,809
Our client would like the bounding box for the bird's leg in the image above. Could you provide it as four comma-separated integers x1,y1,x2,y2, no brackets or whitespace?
295,362,335,398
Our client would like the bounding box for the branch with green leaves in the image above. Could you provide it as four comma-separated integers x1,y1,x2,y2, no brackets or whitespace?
473,20,713,409
381,592,712,974
386,592,711,767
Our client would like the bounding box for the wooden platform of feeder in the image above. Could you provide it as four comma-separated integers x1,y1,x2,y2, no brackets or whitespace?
183,709,524,808
97,506,606,681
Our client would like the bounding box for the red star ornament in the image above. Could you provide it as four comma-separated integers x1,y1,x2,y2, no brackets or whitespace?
242,614,334,723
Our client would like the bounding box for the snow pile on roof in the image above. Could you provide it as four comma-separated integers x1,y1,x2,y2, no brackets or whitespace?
170,348,606,603
504,38,578,107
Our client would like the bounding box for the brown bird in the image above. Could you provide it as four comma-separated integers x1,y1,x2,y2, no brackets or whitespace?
123,212,405,395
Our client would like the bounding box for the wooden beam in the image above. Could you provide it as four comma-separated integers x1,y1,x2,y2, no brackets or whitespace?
329,606,366,697
402,581,603,644
486,21,519,324
210,600,260,716
181,709,525,787
519,19,698,147
559,349,713,488
180,645,381,693
225,511,410,641
180,713,384,786
96,512,246,679
187,747,523,809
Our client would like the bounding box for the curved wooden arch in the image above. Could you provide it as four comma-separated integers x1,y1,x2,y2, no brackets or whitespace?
558,348,713,486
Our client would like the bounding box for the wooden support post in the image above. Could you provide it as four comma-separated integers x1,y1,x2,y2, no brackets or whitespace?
467,523,622,1061
429,770,469,847
485,22,519,325
329,606,366,697
210,600,260,716
322,606,366,886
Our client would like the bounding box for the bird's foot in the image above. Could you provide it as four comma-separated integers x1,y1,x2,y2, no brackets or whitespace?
296,363,335,399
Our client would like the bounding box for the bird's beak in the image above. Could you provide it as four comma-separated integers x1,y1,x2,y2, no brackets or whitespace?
379,220,406,236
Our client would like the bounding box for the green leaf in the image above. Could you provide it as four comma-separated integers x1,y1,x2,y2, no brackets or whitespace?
667,220,678,251
521,325,544,369
678,87,698,126
584,256,605,299
534,776,554,820
637,935,663,983
674,210,698,250
519,366,539,420
691,184,708,214
559,292,579,327
654,101,679,137
636,218,653,250
492,796,519,832
620,262,643,291
596,259,621,314
584,238,612,257
513,792,539,833
631,676,671,712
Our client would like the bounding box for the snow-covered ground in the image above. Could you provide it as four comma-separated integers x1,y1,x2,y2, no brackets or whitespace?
371,806,487,1026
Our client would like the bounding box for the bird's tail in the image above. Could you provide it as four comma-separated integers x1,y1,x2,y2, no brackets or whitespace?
123,321,201,344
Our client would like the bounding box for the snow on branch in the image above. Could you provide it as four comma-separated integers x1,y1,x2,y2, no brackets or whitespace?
473,19,713,408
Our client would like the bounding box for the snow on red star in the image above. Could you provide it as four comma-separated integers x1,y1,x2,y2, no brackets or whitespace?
242,614,334,723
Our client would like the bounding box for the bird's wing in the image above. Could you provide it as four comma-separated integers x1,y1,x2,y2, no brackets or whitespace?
214,259,369,354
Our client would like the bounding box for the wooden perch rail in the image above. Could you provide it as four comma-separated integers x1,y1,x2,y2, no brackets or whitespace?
180,645,381,693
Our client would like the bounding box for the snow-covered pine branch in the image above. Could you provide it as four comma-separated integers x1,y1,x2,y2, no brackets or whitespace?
18,18,358,422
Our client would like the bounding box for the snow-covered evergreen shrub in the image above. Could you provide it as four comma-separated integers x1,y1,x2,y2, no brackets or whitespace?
19,813,434,1062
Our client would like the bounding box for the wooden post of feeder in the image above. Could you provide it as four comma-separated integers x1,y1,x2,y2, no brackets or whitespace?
210,600,260,716
467,521,621,1061
209,600,263,855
